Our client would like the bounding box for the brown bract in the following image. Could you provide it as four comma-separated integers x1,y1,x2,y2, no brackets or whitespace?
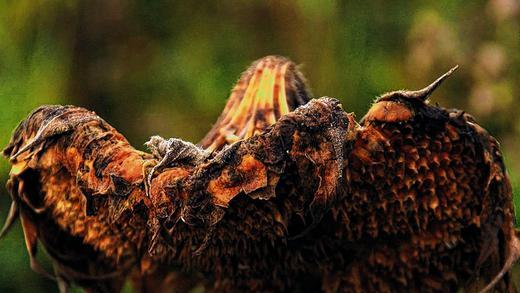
2,57,517,293
363,101,413,122
207,154,267,207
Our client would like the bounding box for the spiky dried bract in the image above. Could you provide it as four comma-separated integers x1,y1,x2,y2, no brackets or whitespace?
2,61,517,293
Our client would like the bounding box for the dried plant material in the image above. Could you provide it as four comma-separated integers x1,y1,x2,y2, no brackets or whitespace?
2,57,518,293
199,55,311,152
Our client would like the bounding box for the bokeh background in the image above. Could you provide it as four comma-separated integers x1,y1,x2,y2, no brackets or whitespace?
0,0,518,292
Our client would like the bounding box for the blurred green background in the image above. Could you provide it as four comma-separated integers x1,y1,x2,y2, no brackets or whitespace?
0,0,518,292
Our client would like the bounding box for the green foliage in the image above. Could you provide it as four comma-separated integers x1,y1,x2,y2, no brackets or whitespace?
0,0,518,291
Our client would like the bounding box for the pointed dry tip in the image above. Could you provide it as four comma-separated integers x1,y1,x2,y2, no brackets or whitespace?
406,65,459,101
0,201,18,240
